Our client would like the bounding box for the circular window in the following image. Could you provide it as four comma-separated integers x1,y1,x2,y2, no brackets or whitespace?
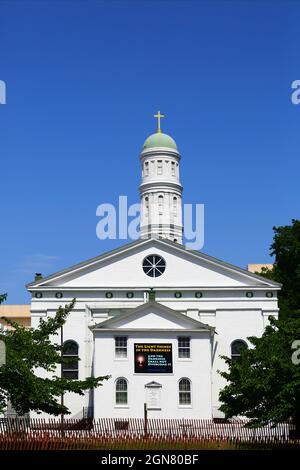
174,291,182,298
142,255,166,278
195,291,202,298
246,292,253,298
35,292,43,299
105,292,113,299
266,291,273,298
126,292,134,299
55,292,63,299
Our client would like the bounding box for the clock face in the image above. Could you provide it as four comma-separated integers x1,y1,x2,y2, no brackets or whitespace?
142,255,166,278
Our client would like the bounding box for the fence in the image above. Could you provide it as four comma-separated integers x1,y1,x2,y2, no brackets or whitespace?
0,418,298,450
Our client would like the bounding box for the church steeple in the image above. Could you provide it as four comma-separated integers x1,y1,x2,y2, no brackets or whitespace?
139,113,183,243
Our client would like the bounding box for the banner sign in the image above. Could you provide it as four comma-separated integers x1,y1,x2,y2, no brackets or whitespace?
134,343,173,373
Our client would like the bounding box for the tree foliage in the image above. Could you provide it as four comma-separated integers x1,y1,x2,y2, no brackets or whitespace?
257,219,300,319
0,299,110,415
219,219,300,428
219,316,300,426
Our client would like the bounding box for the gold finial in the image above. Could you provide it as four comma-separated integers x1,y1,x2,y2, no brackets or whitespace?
154,110,165,133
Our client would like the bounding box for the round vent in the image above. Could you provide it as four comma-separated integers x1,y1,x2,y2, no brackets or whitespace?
142,255,166,278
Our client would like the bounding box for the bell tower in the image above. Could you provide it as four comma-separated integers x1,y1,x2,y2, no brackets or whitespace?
139,112,183,243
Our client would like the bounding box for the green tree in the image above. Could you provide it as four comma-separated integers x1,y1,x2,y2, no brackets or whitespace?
219,316,300,428
0,299,109,415
257,219,300,319
219,219,300,430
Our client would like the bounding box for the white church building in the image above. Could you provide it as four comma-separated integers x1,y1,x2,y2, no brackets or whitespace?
27,120,280,420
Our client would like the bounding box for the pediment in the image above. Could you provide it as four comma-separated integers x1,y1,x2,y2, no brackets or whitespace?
145,381,162,388
27,238,280,290
91,301,212,331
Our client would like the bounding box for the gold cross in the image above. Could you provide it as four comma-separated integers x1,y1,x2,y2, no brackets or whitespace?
154,111,165,133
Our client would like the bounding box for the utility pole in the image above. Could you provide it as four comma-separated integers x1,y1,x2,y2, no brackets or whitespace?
144,402,148,438
60,325,64,438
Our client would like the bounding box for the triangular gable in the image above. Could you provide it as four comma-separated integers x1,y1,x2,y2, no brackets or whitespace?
91,301,213,331
27,239,144,287
26,238,281,289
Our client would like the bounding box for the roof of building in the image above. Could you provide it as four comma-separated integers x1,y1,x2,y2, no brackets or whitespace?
27,237,282,289
0,305,31,317
91,300,215,332
143,132,177,150
247,264,273,273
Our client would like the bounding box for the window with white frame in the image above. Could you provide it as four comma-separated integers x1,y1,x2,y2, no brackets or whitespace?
179,378,191,405
144,161,149,176
115,378,128,405
171,161,176,176
115,336,127,358
157,160,163,175
178,337,190,358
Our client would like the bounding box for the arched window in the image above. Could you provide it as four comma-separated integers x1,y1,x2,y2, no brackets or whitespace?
173,197,177,216
116,378,128,405
145,196,149,217
158,195,163,214
157,160,163,175
179,378,191,405
171,161,176,176
231,340,248,362
62,340,79,379
144,161,149,176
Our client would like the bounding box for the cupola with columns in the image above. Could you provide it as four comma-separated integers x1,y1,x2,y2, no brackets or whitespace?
139,111,183,243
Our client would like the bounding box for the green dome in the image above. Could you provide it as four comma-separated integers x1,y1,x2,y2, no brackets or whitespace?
143,132,177,150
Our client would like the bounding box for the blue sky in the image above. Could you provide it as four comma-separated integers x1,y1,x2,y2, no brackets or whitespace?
1,0,299,303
